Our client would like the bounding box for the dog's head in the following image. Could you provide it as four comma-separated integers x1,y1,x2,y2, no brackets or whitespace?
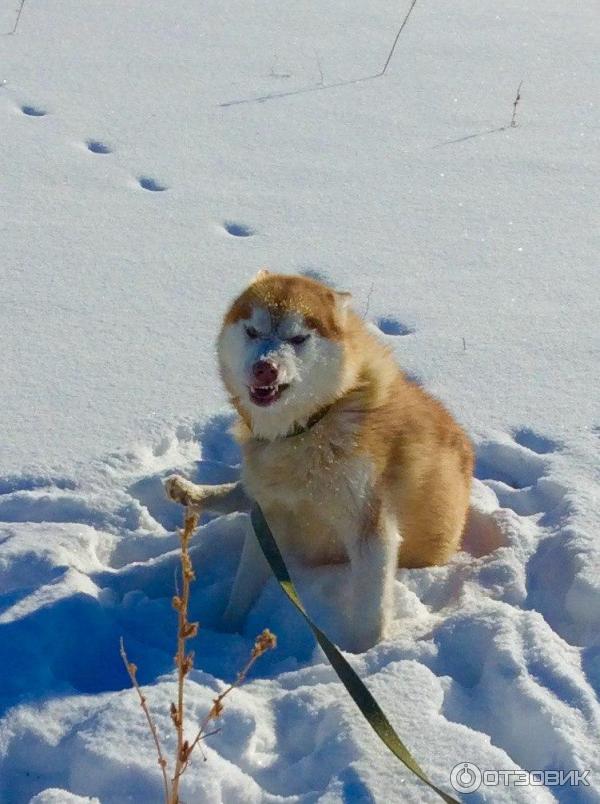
218,271,353,439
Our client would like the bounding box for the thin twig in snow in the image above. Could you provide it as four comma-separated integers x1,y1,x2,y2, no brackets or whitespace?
434,79,525,148
314,49,324,86
377,0,419,77
170,509,200,803
122,506,276,803
120,638,170,804
9,0,27,35
510,80,523,128
221,1,419,107
183,629,277,771
362,281,375,320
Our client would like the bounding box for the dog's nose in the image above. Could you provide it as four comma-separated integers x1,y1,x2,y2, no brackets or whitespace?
252,360,278,385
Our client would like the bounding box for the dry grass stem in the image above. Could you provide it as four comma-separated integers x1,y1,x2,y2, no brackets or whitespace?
184,629,277,766
120,638,170,803
170,508,200,802
121,506,276,804
378,0,419,76
510,80,523,127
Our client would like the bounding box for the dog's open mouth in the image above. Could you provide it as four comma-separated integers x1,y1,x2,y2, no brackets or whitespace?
249,384,289,407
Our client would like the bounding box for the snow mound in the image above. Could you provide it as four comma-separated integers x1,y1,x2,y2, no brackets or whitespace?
1,418,598,802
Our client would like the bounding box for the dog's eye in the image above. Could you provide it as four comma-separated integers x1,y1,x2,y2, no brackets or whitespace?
287,334,309,346
245,326,259,339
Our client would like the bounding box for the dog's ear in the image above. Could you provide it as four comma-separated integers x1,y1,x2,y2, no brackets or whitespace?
332,290,352,325
251,268,270,284
335,290,352,312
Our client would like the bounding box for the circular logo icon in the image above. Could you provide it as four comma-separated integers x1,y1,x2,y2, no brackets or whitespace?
450,762,482,793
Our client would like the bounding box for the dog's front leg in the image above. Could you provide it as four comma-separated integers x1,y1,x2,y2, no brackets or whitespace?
164,475,252,514
165,476,268,631
221,521,270,632
345,522,399,653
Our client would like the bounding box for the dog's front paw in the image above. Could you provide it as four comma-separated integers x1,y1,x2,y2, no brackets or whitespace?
164,474,195,506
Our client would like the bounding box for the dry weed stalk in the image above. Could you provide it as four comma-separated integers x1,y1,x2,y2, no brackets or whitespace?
170,507,200,801
510,80,523,128
9,0,27,34
120,637,170,802
184,628,277,768
121,506,276,804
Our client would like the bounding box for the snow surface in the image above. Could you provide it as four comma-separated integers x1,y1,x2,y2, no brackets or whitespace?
1,1,599,802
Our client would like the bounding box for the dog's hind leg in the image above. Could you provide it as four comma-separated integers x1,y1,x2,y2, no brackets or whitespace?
164,475,252,514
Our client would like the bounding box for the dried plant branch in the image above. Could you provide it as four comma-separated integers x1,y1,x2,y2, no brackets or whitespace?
121,506,276,803
170,508,200,802
183,629,277,769
378,0,419,77
220,1,419,108
9,0,27,35
314,49,325,86
361,281,375,320
510,80,523,128
434,78,526,148
120,638,170,804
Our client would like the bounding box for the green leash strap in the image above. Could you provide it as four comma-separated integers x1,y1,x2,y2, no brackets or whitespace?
250,505,460,804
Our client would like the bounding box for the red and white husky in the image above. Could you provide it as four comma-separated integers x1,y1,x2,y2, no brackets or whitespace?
166,271,473,652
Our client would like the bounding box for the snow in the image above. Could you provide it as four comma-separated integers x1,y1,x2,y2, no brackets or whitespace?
1,1,599,802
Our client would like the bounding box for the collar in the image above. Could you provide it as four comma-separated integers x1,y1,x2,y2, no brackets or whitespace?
250,403,332,442
283,404,332,438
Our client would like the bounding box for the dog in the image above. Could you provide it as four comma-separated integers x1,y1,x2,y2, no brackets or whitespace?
165,271,473,652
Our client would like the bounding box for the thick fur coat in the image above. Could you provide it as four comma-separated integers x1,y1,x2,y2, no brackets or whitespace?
166,272,473,652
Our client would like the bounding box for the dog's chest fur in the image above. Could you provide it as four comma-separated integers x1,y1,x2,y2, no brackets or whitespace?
240,419,374,565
